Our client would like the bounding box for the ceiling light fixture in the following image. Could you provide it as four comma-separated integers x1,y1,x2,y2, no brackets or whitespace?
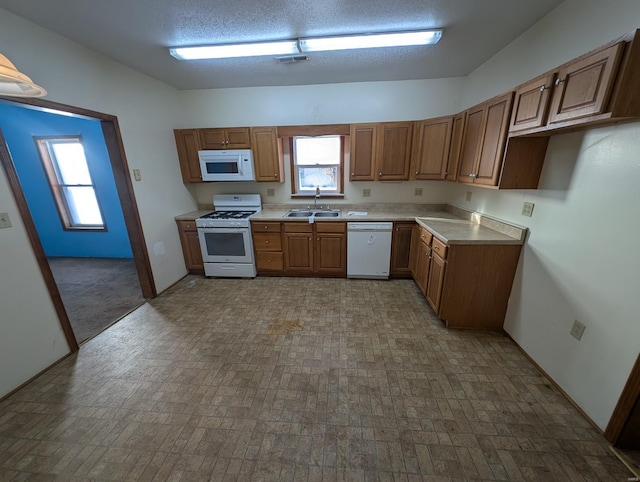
169,29,442,60
0,53,47,97
299,30,442,52
170,40,299,60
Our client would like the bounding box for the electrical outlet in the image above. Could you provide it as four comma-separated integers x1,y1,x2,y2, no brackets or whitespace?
522,202,535,217
570,320,586,340
362,188,371,198
133,169,142,181
266,188,275,197
465,191,472,202
414,187,423,196
0,212,12,229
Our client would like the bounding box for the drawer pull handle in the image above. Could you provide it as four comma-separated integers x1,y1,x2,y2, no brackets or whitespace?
555,78,565,86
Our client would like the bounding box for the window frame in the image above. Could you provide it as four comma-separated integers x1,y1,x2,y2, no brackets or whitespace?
34,135,107,231
288,135,346,197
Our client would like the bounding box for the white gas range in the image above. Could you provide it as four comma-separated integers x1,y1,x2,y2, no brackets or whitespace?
196,194,261,278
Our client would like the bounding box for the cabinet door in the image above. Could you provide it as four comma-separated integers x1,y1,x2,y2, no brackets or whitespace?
409,225,421,280
284,233,314,272
445,112,466,181
415,241,431,295
377,122,413,180
548,43,624,124
390,222,414,278
411,117,453,180
349,124,377,181
199,129,227,149
174,129,202,183
456,106,484,184
176,221,203,271
251,127,283,182
510,73,555,132
224,128,251,148
426,253,446,313
316,233,346,275
474,92,513,187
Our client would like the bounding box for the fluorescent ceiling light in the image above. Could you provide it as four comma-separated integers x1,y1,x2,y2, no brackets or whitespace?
299,30,442,52
169,29,442,61
170,40,299,60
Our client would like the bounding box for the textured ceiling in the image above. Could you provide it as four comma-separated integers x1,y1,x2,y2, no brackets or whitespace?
0,0,564,90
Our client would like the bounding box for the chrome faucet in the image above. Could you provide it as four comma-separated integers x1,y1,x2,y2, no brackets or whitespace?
314,186,320,210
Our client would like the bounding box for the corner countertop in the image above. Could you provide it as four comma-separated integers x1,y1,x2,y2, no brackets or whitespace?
174,203,527,246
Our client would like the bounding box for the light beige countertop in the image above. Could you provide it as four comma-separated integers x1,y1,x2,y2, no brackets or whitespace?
175,203,527,245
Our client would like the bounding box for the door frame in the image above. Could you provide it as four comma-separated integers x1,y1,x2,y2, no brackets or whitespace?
605,353,640,444
0,96,156,353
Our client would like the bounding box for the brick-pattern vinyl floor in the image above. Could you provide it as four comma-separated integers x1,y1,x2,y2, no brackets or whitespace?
0,276,630,481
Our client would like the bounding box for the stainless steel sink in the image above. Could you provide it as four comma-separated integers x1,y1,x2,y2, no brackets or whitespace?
284,209,341,218
284,211,313,217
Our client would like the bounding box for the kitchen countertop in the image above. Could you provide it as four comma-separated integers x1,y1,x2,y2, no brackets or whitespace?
175,203,526,245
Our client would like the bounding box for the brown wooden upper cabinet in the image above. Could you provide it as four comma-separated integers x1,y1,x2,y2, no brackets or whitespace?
509,30,640,134
199,127,251,149
250,127,284,182
349,122,413,181
445,112,466,182
411,116,453,181
458,92,514,187
174,129,202,183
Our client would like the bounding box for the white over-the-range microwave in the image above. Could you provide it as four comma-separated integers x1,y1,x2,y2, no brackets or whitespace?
198,149,255,181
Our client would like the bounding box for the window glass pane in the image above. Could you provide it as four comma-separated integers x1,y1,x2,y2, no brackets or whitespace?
298,166,338,191
295,137,341,166
63,186,103,225
51,142,92,185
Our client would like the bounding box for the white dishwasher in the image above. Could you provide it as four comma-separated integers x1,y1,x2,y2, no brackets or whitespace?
347,222,393,279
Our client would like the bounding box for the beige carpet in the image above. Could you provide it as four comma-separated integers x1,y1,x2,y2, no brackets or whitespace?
47,257,146,343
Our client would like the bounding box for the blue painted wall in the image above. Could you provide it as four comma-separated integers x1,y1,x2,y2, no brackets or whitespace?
0,103,132,258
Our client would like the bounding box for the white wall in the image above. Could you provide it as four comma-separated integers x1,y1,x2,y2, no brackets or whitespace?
182,79,464,205
0,9,196,396
451,0,640,430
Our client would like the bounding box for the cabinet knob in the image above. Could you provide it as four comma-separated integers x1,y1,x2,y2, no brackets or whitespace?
274,174,277,177
555,78,565,86
379,172,383,176
469,173,477,178
264,225,268,229
351,172,355,175
415,171,418,174
539,85,548,92
265,240,269,244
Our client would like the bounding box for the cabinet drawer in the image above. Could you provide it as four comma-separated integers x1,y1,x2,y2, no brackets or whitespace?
316,222,346,233
253,222,281,232
253,233,282,251
256,251,284,271
284,222,313,233
419,227,432,246
431,237,448,259
177,220,197,231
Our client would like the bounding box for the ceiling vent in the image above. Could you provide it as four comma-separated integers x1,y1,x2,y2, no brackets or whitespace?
276,55,309,64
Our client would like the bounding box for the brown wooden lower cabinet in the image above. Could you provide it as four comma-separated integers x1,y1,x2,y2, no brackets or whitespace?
176,220,203,273
409,224,521,330
390,221,415,278
252,221,346,276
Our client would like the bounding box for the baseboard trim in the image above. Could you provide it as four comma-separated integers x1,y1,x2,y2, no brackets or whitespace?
0,351,76,403
504,332,604,437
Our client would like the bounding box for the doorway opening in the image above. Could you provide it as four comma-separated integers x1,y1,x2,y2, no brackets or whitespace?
606,353,640,477
0,96,156,350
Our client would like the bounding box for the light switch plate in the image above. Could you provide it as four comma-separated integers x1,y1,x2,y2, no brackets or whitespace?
465,191,472,202
266,188,275,197
0,212,12,229
522,202,535,217
414,188,423,196
133,169,142,181
362,188,371,198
